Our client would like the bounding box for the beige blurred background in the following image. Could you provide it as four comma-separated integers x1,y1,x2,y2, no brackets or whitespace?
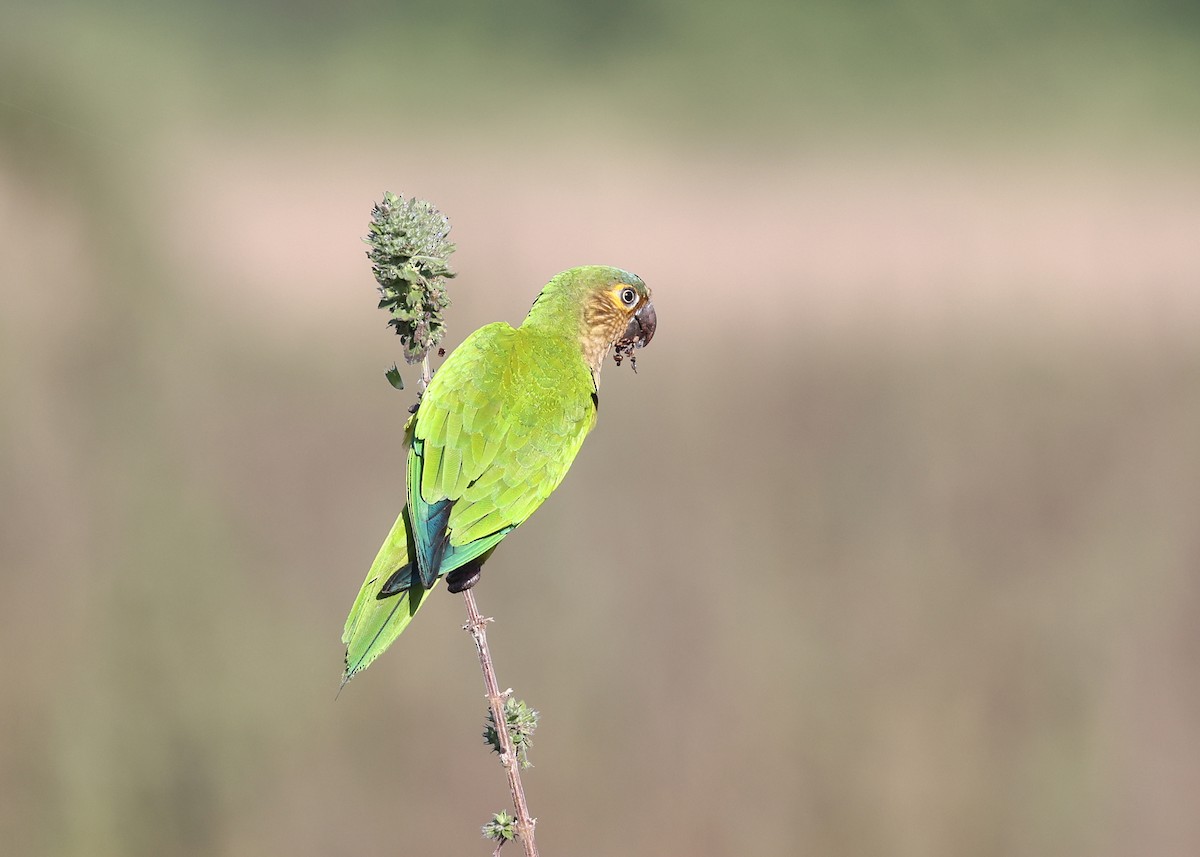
3,2,1200,856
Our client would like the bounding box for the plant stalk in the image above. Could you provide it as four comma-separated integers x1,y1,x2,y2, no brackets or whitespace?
463,589,539,857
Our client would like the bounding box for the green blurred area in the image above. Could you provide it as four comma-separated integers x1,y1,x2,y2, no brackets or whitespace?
3,2,1200,856
6,0,1200,147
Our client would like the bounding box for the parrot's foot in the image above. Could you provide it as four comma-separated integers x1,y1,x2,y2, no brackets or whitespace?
446,562,483,593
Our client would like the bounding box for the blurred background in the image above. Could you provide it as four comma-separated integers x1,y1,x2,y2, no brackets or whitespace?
3,1,1200,855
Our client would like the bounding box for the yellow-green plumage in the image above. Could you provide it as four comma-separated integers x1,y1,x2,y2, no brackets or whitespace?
342,265,656,684
341,506,433,683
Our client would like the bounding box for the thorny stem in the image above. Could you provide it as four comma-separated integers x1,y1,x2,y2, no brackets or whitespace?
420,355,432,393
463,590,539,857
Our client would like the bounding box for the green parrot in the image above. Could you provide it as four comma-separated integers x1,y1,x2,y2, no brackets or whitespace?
342,265,657,684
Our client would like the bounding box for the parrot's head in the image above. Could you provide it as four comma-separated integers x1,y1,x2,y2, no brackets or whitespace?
578,267,656,376
525,266,657,378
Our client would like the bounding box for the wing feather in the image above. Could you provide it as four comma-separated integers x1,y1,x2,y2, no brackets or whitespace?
409,323,596,578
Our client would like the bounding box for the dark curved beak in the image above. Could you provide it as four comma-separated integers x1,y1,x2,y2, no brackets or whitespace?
621,300,657,349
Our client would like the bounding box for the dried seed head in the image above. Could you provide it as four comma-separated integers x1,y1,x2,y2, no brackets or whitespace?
365,192,456,366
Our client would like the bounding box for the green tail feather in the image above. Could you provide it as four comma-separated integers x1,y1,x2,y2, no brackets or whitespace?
341,505,434,687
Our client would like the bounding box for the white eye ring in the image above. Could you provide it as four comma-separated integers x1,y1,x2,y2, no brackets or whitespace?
620,287,638,307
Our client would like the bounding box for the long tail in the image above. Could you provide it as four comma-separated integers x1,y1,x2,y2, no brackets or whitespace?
341,505,435,687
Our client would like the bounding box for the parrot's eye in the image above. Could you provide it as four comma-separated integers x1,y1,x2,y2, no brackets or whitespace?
619,287,638,307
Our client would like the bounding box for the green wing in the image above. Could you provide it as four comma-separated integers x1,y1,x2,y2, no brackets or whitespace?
408,323,596,586
341,505,434,686
343,322,595,684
